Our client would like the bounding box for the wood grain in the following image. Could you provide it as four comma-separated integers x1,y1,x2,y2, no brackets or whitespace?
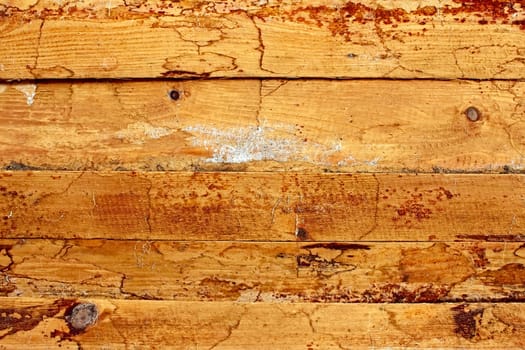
0,171,523,241
0,297,524,349
1,1,524,79
1,239,524,302
1,80,524,172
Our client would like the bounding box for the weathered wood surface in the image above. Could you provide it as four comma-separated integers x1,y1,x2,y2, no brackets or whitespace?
1,1,524,79
0,172,524,241
1,239,524,302
1,80,524,172
0,298,524,349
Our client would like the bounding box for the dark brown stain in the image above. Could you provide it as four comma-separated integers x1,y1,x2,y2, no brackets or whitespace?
362,283,451,303
161,70,212,78
470,245,489,268
394,197,432,222
456,234,525,242
437,187,454,200
295,227,310,241
296,252,356,278
4,162,43,171
451,304,484,339
0,299,76,340
479,263,525,286
302,242,370,251
0,244,14,273
0,244,15,296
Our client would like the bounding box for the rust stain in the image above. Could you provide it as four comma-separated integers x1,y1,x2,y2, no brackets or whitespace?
479,263,525,286
362,283,451,303
400,243,475,284
198,277,253,300
0,299,76,340
392,186,455,224
296,252,356,278
470,245,489,268
451,304,484,339
1,1,523,32
456,234,525,242
93,193,149,228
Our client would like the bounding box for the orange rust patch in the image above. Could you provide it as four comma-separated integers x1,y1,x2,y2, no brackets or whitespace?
400,243,475,284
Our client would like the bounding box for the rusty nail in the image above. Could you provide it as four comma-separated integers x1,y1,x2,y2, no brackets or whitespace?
465,106,481,122
66,303,99,332
169,89,181,101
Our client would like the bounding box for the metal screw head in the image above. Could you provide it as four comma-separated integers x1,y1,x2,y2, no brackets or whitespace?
465,107,481,122
169,90,181,101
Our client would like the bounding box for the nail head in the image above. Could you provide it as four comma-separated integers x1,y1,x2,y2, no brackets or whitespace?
465,106,480,122
169,90,181,101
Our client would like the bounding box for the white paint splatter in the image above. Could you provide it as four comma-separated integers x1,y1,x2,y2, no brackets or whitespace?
183,125,303,163
0,85,6,94
337,155,382,167
143,125,172,139
115,122,172,144
183,124,381,167
14,84,37,106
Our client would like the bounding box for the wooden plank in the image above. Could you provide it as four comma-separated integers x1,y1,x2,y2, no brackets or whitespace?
1,80,524,172
1,239,524,302
1,1,524,79
0,297,523,348
0,172,524,241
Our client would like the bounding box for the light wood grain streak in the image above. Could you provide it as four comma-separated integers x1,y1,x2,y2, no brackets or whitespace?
0,172,524,241
0,298,524,348
0,239,524,302
0,80,524,172
0,1,524,79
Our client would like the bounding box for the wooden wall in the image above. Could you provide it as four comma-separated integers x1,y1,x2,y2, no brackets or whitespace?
0,0,525,348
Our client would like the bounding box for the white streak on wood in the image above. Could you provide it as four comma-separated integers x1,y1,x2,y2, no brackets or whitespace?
183,125,381,167
183,125,301,163
14,84,37,106
115,122,172,144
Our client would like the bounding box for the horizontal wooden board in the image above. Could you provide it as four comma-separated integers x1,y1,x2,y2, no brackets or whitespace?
1,239,524,302
1,80,525,172
0,298,524,349
0,172,524,241
1,1,524,79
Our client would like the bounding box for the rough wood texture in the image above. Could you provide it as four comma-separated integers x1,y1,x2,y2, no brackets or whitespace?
2,1,524,347
1,80,524,172
0,172,524,241
1,0,524,79
0,298,524,349
1,239,524,302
